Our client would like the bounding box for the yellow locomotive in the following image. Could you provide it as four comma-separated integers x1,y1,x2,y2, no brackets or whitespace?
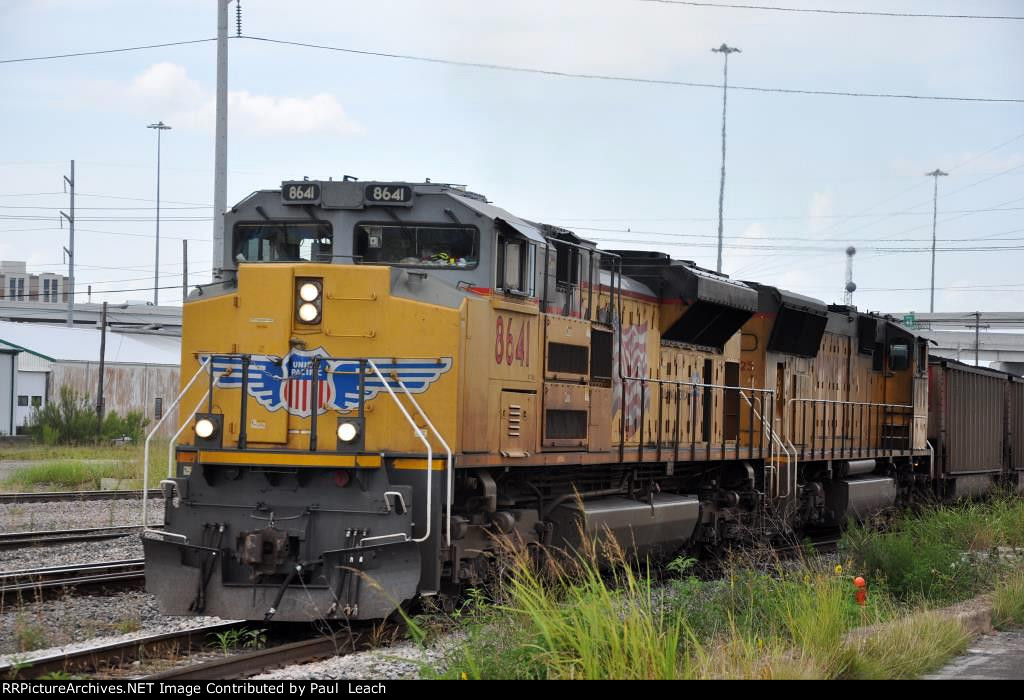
144,179,940,621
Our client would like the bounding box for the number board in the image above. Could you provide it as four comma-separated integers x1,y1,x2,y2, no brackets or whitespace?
364,184,414,206
281,182,321,205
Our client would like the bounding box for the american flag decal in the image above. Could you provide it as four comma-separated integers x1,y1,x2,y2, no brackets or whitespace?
612,322,650,438
201,349,452,419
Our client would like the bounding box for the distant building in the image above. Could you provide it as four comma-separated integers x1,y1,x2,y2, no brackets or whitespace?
0,261,68,303
0,346,16,435
0,320,181,437
0,260,182,333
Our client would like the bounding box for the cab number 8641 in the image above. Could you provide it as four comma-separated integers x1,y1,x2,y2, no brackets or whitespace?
495,316,530,366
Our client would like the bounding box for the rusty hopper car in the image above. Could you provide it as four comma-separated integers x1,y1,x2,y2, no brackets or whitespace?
141,179,999,623
928,357,1024,498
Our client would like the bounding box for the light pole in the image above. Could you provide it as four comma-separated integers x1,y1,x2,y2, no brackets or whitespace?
712,43,740,274
96,301,129,435
925,168,949,313
148,121,172,306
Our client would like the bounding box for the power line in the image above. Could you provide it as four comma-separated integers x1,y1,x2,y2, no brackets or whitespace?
634,1,1024,21
242,35,1024,104
553,204,1024,224
577,225,1024,243
0,225,212,242
0,38,216,64
0,215,212,221
0,205,210,210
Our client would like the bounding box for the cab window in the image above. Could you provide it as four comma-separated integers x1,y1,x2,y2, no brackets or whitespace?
354,223,478,268
889,342,910,371
496,235,535,296
234,222,332,262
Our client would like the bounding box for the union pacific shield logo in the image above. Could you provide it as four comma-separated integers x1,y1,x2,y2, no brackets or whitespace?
203,349,452,418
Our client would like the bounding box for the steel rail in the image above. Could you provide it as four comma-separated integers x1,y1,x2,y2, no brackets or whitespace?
0,621,244,679
0,559,145,596
0,525,143,549
0,490,158,504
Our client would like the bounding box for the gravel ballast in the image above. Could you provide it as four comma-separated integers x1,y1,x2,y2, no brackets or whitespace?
0,498,163,533
2,534,144,572
0,590,229,662
254,634,461,680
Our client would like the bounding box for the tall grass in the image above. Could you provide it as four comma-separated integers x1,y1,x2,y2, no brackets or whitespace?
435,498,1024,679
449,539,688,679
842,497,1024,604
992,568,1024,629
843,613,970,679
1,442,169,491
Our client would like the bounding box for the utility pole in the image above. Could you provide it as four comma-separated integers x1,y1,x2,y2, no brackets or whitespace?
97,300,108,434
60,160,75,327
975,311,981,366
926,168,948,313
212,0,231,279
182,239,188,303
148,121,171,306
712,43,740,274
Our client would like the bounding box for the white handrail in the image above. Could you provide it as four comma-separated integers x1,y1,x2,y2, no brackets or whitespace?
392,374,453,548
740,390,789,499
783,397,914,460
164,388,212,481
142,358,211,528
366,359,432,544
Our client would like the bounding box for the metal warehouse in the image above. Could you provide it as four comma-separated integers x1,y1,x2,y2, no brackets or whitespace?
0,320,180,437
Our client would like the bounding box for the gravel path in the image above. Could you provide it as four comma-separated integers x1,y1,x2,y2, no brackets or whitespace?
0,498,163,533
0,590,229,662
254,633,462,680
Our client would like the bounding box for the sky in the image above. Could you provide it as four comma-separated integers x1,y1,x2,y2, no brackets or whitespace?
0,0,1022,314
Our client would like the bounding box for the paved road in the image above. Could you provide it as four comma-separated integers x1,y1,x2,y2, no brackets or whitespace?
924,631,1024,680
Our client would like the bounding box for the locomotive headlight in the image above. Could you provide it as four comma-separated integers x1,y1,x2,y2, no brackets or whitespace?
194,418,216,439
297,302,320,323
337,422,359,443
298,282,320,302
295,277,323,325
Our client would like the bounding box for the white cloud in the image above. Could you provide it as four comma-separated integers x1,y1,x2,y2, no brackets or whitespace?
81,63,362,136
128,62,205,108
179,90,363,136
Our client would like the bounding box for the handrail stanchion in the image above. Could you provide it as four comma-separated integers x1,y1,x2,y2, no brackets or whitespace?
366,360,433,544
673,384,681,465
309,357,320,452
392,374,454,548
142,358,211,530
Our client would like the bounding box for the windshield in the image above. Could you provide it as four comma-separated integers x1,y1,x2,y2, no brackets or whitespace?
234,222,333,263
354,223,478,268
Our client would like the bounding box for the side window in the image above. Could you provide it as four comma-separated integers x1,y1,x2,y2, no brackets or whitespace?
154,397,164,420
497,236,534,296
889,342,909,371
31,396,42,407
555,243,579,286
916,340,928,375
17,395,28,407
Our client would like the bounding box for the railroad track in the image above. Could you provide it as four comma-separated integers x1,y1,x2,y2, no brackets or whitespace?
144,622,401,680
0,621,245,679
0,525,144,550
144,635,348,680
0,618,392,680
0,559,145,598
0,490,158,505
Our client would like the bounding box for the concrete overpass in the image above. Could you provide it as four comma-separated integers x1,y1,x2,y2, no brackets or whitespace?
0,300,181,336
885,311,1024,372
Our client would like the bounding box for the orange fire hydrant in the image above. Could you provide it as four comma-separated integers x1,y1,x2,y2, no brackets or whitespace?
854,576,867,606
